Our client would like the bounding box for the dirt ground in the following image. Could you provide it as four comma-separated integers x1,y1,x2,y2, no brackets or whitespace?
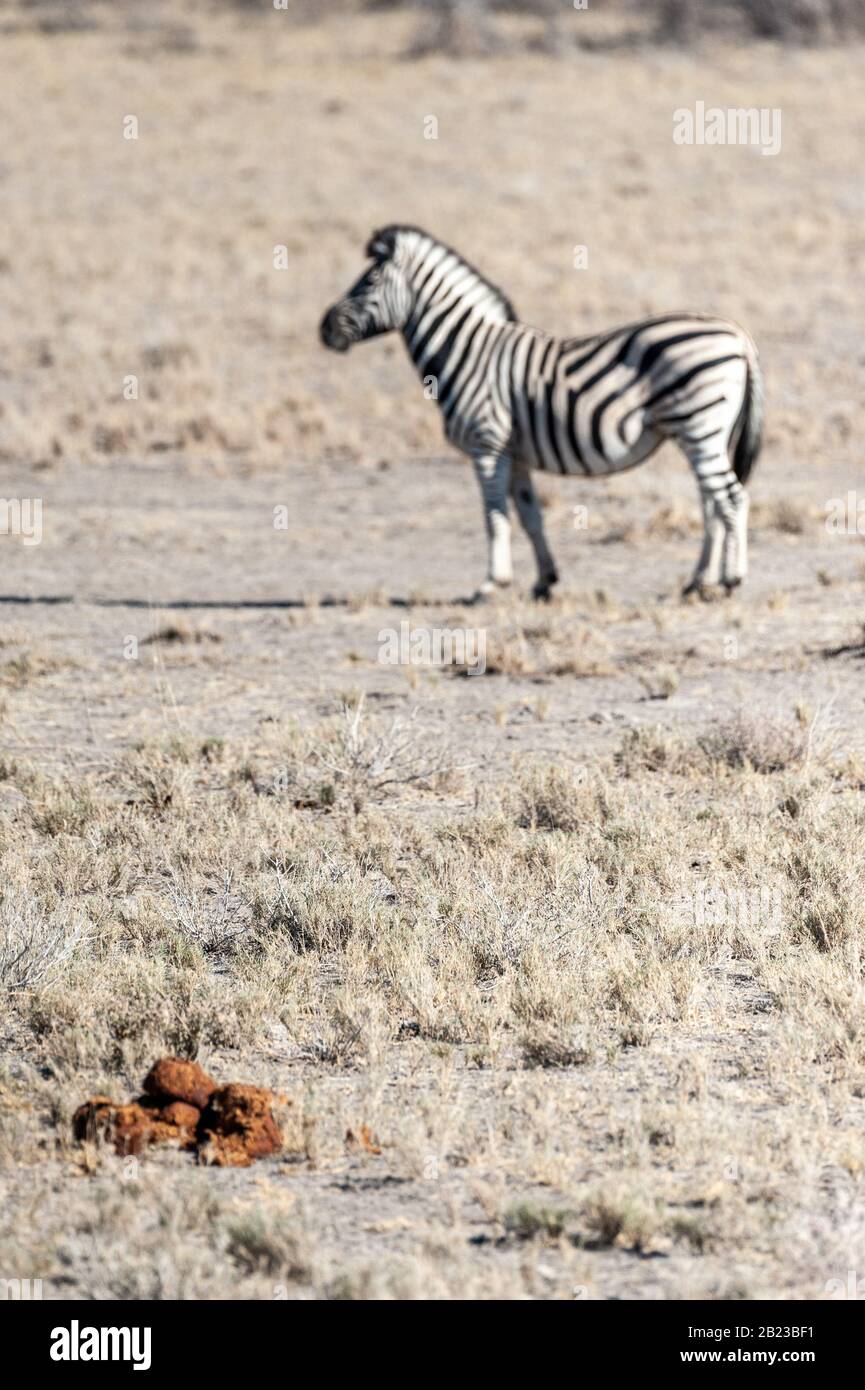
1,2,865,1301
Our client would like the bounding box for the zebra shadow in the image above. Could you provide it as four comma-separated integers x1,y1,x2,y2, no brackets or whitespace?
0,593,483,611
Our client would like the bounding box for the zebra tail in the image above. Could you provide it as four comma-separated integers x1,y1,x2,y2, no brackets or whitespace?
733,348,764,485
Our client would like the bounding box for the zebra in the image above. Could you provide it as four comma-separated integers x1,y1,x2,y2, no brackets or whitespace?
320,226,763,600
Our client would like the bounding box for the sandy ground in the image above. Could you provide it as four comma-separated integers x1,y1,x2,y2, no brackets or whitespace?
1,2,865,1302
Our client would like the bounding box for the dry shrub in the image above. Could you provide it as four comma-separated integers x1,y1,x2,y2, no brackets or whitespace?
654,0,865,41
743,0,865,39
27,955,264,1075
510,764,599,831
447,871,585,985
698,709,810,773
767,954,865,1077
581,1188,662,1252
520,1027,594,1069
636,663,680,700
287,696,457,811
485,622,612,678
752,498,810,535
30,782,98,837
225,1213,314,1281
668,1212,718,1255
165,871,252,961
258,853,395,955
613,725,699,776
8,0,99,36
3,702,862,1294
616,710,812,777
304,1008,367,1067
642,501,699,539
783,836,865,950
502,1201,571,1240
142,621,221,646
1,651,74,688
511,941,598,1037
122,746,195,814
382,0,865,46
26,1173,245,1300
403,0,607,61
0,894,89,991
603,501,698,544
406,0,501,57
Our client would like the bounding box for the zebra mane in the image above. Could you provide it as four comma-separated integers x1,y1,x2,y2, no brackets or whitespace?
371,225,518,323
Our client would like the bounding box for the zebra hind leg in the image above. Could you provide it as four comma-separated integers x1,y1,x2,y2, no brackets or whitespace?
722,487,749,590
680,454,749,597
665,394,749,595
510,463,559,600
682,490,725,596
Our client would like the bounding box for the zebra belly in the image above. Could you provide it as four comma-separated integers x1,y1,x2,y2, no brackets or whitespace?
516,382,661,477
578,425,664,477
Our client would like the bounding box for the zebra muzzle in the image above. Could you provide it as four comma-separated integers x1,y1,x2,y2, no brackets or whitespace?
319,308,351,352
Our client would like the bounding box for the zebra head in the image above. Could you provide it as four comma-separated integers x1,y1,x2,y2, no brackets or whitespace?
320,227,413,352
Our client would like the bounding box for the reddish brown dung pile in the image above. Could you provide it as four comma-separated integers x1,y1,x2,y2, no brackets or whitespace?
73,1058,286,1167
143,1057,216,1110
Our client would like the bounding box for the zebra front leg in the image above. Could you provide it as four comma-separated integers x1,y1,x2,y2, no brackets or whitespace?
472,450,513,598
510,462,558,600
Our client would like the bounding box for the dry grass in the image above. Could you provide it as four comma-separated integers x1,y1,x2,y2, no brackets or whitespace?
3,697,865,1295
0,651,77,688
752,498,813,536
614,706,818,777
484,621,613,677
697,708,814,773
653,0,865,43
142,622,222,646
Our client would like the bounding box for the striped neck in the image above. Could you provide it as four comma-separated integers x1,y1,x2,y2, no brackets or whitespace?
400,233,515,376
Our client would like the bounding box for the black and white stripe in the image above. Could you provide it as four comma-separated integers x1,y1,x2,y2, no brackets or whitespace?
320,226,763,598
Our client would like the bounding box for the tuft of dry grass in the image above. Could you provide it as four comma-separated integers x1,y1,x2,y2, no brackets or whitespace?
225,1212,315,1283
581,1189,662,1253
613,724,699,776
484,622,613,678
142,621,222,646
697,708,812,773
752,498,811,536
510,763,601,831
636,663,680,700
0,651,76,688
520,1028,594,1069
615,707,816,777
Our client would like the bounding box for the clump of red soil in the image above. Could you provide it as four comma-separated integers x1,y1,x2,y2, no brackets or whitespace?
73,1058,286,1166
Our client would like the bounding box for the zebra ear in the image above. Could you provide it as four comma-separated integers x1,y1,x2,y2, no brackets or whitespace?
366,228,397,262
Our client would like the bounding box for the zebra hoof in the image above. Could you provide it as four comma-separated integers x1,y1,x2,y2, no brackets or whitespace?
722,578,743,596
471,580,510,605
681,580,715,603
533,572,559,602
